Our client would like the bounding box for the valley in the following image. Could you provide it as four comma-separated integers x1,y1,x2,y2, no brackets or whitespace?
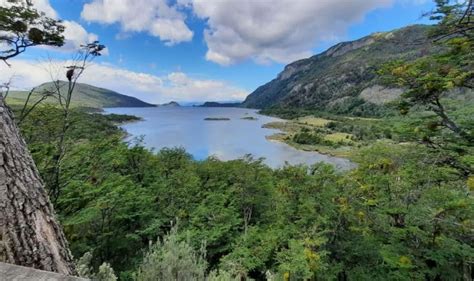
1,1,473,280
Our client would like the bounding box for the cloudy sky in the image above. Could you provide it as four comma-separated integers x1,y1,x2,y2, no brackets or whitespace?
1,0,434,104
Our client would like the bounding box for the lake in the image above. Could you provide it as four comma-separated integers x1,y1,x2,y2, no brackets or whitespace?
105,107,353,169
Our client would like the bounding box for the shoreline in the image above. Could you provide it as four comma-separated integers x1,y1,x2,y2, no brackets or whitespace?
109,108,356,167
260,117,357,159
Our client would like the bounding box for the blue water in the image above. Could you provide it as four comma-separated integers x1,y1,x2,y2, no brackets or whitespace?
105,107,353,169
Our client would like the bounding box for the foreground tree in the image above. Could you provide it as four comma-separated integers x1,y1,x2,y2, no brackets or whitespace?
384,0,473,142
0,0,76,275
0,0,64,65
381,0,473,180
16,41,105,202
0,95,76,274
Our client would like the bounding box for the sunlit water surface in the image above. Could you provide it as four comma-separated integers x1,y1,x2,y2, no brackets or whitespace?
105,107,354,170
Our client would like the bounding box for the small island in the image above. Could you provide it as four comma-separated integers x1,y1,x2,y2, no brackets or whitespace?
204,117,231,121
198,101,241,107
241,116,258,120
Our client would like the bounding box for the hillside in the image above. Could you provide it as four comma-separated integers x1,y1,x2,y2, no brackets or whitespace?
6,81,155,108
159,101,181,107
242,25,439,115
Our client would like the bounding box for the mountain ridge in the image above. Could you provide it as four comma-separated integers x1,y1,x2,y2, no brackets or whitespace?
7,81,155,108
242,25,439,115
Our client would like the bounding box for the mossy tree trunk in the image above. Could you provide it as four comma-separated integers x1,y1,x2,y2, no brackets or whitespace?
0,94,76,275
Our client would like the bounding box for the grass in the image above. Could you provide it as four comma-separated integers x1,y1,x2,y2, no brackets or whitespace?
265,132,354,158
324,132,353,143
263,115,380,158
295,116,331,127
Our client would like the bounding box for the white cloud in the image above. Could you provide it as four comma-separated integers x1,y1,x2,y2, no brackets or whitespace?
0,59,248,103
31,0,58,18
0,0,100,53
34,0,101,52
61,21,101,52
184,0,393,65
81,0,193,46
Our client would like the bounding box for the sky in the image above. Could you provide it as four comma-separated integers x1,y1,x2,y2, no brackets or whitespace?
1,0,435,104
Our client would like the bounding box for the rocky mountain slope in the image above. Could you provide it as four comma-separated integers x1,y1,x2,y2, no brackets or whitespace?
7,81,155,108
242,25,439,115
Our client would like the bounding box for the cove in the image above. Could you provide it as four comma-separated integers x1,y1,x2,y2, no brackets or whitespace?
105,107,354,170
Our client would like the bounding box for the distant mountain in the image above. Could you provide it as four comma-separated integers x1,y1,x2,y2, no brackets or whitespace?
198,101,241,107
159,101,181,107
7,81,155,108
242,25,440,115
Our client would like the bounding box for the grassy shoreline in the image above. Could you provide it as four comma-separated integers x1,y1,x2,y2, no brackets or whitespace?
262,117,358,158
259,113,405,159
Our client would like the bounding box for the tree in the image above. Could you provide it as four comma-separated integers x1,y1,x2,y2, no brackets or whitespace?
0,0,64,65
0,96,76,274
76,252,118,281
41,42,105,202
380,0,473,181
428,0,473,40
0,0,76,275
383,0,473,142
136,224,207,281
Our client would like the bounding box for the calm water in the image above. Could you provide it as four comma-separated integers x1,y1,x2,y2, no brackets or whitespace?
105,107,353,169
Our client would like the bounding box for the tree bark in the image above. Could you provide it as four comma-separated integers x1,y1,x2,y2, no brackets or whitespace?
0,94,76,275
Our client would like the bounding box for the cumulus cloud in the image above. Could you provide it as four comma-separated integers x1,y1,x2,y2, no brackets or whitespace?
0,0,100,52
183,0,393,65
30,0,58,18
0,59,248,103
61,21,101,52
34,0,101,52
81,0,193,46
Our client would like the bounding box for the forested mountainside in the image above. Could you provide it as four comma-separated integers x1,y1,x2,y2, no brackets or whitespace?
243,25,440,115
7,81,155,108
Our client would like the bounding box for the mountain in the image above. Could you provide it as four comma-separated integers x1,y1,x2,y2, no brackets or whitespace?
7,81,155,108
242,25,439,115
159,101,181,107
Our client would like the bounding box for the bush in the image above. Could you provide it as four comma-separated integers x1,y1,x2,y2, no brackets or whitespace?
136,225,207,281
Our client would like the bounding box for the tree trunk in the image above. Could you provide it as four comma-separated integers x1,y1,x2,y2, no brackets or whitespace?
0,95,76,275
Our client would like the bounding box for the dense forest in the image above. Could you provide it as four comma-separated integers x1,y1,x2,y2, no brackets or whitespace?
14,96,473,281
1,0,473,280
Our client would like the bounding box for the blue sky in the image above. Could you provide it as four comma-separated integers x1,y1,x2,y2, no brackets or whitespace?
2,0,435,104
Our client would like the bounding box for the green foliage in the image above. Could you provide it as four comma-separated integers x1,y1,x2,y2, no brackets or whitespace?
381,0,473,145
96,263,118,281
15,6,474,276
0,0,64,61
17,102,474,280
207,269,240,281
292,130,327,146
77,252,118,281
136,225,207,281
275,239,328,281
